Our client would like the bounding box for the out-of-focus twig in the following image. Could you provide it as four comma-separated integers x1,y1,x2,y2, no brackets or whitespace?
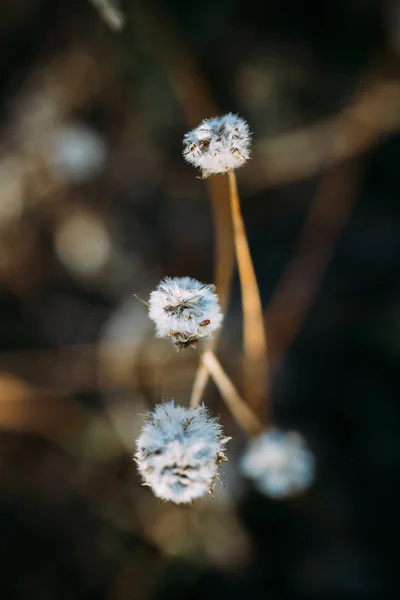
130,4,217,125
0,374,140,533
89,0,125,31
265,163,360,366
0,341,195,394
0,373,124,458
245,67,400,189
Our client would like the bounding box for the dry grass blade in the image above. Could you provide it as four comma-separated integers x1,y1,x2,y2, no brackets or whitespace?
201,351,263,437
228,170,268,415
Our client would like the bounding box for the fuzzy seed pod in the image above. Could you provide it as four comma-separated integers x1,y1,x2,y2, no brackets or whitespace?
135,401,230,504
183,113,251,177
148,276,223,350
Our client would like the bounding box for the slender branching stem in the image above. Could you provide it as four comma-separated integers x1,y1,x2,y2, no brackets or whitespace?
190,177,234,408
201,350,263,437
227,170,268,415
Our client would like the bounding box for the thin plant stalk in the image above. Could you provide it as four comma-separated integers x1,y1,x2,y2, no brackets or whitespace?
227,169,268,415
202,350,263,437
190,175,234,408
128,5,236,412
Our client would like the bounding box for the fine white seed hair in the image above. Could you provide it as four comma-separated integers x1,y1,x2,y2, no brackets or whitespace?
183,113,251,177
240,429,315,499
135,401,230,504
148,276,223,349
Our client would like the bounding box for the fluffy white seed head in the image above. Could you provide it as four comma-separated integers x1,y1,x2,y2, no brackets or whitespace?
240,429,315,499
148,276,223,350
183,113,251,177
135,401,230,504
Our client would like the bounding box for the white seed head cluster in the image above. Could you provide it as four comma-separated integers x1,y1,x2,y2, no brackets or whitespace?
183,113,251,177
135,401,229,504
148,276,223,350
240,429,315,499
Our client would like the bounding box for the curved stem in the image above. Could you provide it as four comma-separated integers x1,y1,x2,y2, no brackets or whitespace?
228,170,269,417
190,176,234,408
202,351,263,437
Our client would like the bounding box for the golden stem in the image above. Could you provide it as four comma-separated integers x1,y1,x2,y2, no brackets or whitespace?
190,348,214,408
201,351,263,437
190,176,234,408
227,169,268,415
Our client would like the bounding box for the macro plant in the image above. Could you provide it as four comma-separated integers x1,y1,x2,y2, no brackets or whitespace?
134,113,315,504
183,114,268,413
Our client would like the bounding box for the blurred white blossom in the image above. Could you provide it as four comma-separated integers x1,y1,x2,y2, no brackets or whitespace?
183,113,251,177
148,276,223,350
46,123,107,183
240,429,315,498
54,209,112,278
135,401,230,504
0,157,25,224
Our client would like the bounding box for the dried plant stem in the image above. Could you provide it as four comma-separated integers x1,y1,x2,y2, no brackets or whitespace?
190,176,234,408
209,175,235,314
189,343,215,408
227,170,268,414
133,294,150,307
201,351,263,437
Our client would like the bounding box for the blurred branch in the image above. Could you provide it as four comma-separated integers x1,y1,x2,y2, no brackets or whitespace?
0,373,123,459
0,341,196,394
265,162,360,366
259,60,400,366
0,373,140,533
245,63,400,189
130,3,217,125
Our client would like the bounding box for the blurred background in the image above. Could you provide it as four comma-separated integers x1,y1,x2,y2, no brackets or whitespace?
0,0,399,597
